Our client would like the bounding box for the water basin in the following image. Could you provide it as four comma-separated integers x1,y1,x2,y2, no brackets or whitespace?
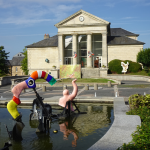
0,104,114,150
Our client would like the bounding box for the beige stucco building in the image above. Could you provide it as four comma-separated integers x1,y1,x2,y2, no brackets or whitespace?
7,52,25,76
26,10,145,78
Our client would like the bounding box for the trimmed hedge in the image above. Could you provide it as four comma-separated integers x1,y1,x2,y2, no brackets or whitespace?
108,59,142,74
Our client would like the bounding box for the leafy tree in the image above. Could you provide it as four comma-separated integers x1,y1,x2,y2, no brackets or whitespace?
137,48,150,67
0,46,10,76
21,47,28,75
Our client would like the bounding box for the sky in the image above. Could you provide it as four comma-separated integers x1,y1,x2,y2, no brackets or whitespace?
0,0,150,60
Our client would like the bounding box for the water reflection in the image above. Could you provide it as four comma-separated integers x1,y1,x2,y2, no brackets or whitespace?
0,104,114,150
59,121,78,147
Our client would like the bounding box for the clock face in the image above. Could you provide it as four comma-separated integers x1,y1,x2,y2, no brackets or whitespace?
79,16,84,22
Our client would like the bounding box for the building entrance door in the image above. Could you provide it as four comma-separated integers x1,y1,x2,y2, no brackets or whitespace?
64,57,73,65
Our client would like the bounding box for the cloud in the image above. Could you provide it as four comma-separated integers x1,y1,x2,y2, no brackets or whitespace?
0,0,81,8
143,2,150,6
1,18,52,25
122,17,135,19
123,0,150,6
104,3,115,7
0,0,82,25
50,5,82,22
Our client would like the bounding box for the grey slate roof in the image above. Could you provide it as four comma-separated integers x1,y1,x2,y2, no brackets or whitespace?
25,28,144,48
110,28,139,36
13,52,25,57
5,60,11,66
26,35,58,48
10,57,25,66
107,36,145,45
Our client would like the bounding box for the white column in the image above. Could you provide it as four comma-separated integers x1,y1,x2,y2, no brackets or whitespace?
58,34,64,67
87,33,92,68
102,33,108,67
72,34,77,65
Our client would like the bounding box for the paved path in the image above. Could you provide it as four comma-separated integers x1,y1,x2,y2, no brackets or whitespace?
0,80,150,100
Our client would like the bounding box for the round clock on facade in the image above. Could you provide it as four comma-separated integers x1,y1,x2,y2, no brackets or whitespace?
79,16,84,22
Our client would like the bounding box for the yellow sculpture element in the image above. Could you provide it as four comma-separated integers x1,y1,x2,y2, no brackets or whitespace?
7,100,20,120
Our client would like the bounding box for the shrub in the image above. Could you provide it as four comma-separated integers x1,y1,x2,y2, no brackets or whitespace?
137,48,150,67
118,93,150,150
118,106,150,150
144,66,149,73
108,59,122,74
124,60,142,73
108,59,142,74
117,143,140,150
129,94,150,109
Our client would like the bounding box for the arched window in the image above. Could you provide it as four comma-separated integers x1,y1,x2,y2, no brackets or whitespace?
16,67,18,72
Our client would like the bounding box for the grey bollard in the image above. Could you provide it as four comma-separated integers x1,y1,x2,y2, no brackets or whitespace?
11,80,15,85
87,106,92,114
94,84,98,90
63,85,67,90
85,84,89,90
108,81,111,87
11,85,14,90
42,86,46,92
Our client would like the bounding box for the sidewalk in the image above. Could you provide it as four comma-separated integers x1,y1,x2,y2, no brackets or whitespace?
0,83,150,100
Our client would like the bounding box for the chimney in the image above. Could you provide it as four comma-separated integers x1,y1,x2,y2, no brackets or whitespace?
44,34,50,39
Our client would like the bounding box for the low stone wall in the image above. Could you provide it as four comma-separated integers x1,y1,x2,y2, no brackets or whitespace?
88,97,141,150
107,74,150,82
81,68,100,78
0,76,29,86
81,68,108,78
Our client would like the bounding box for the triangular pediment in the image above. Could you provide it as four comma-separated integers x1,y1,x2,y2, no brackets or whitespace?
55,10,110,27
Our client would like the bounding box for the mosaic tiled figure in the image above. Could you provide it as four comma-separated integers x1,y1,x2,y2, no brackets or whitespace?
7,71,57,121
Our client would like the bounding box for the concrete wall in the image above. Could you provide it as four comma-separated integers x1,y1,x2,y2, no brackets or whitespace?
27,47,58,75
107,74,150,82
108,45,143,63
58,26,107,34
0,76,29,86
81,68,100,78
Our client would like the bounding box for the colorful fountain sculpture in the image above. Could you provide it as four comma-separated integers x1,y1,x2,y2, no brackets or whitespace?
6,71,57,140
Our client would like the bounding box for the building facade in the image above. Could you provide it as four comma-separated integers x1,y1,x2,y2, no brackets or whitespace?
7,52,25,76
26,10,145,78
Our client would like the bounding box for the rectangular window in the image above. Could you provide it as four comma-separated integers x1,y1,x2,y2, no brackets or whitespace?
64,35,73,64
92,34,102,57
92,34,102,68
65,57,73,65
78,35,87,68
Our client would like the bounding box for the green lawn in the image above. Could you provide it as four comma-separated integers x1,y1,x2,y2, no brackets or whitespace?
35,78,115,83
127,70,149,76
